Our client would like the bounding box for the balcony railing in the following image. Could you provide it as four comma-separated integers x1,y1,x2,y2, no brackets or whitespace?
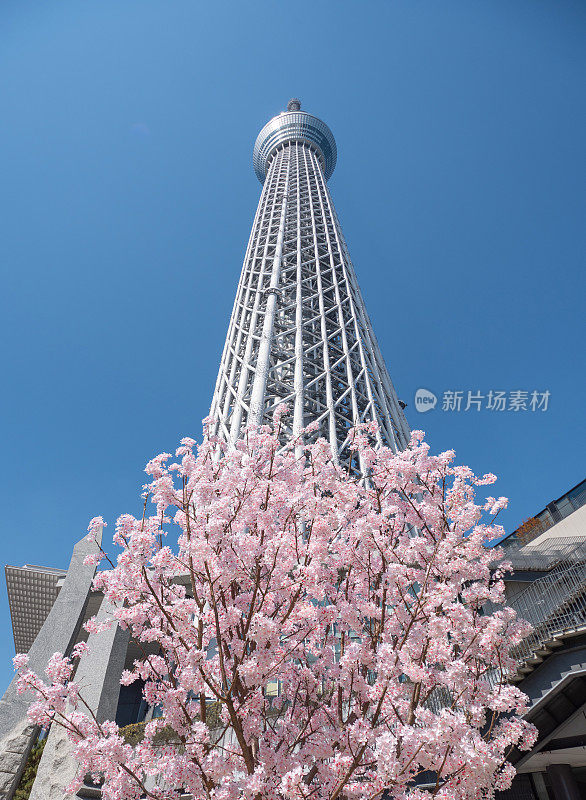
507,559,586,667
505,536,586,572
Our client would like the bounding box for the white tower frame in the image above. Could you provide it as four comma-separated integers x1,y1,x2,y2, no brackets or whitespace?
210,101,409,469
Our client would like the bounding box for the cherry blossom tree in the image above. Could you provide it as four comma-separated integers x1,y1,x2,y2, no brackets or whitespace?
15,410,536,800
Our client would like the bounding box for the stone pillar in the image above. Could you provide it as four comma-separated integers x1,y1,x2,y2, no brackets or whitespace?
547,764,582,800
0,530,102,800
28,598,130,800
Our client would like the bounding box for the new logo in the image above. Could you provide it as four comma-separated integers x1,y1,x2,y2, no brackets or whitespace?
414,388,437,413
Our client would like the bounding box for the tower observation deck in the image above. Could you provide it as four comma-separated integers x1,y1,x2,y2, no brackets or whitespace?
210,100,410,468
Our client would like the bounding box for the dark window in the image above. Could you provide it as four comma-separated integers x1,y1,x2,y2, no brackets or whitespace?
115,679,148,728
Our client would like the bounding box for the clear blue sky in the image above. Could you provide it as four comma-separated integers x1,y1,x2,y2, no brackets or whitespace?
1,0,584,687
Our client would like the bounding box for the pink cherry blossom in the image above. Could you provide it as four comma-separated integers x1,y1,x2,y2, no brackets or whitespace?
15,420,536,800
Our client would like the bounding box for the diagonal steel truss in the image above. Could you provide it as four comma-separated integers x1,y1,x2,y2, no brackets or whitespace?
210,134,410,470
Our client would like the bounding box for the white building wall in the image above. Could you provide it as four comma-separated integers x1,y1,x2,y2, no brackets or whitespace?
527,504,586,547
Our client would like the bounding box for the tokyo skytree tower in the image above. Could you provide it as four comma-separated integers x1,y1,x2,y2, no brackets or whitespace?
209,100,410,467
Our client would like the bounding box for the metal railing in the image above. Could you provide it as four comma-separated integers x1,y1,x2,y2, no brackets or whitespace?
507,559,586,665
504,536,586,572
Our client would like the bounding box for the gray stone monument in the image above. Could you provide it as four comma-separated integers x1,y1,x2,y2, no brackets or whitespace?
0,529,101,800
28,598,130,800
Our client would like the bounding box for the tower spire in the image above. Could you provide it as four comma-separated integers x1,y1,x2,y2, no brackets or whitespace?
210,105,409,469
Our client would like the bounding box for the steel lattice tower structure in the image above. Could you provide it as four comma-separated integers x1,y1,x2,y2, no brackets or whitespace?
210,100,410,468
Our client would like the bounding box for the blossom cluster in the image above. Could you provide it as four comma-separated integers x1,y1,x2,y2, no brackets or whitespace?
14,414,536,800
